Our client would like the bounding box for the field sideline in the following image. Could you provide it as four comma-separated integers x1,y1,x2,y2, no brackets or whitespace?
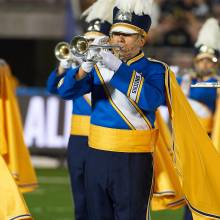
24,168,184,220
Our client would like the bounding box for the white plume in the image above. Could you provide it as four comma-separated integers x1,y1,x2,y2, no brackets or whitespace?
115,0,153,15
81,0,115,23
195,17,220,50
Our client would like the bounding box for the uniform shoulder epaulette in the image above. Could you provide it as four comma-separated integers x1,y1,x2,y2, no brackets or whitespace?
147,57,169,72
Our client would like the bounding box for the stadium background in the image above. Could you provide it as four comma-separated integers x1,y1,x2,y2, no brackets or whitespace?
1,0,220,219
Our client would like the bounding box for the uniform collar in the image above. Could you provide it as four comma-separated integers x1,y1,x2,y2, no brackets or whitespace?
126,51,144,66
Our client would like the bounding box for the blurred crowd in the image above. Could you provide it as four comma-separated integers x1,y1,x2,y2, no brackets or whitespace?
82,0,220,47
148,0,220,47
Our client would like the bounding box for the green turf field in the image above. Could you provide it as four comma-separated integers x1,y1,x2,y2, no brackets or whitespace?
24,168,184,220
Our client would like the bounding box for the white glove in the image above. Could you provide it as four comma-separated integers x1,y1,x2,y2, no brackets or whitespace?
99,50,122,71
59,60,72,69
86,36,110,61
81,61,94,73
71,55,83,68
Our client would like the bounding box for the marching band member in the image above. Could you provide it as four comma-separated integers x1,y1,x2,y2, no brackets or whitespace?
46,1,114,219
58,0,168,218
177,18,220,220
178,18,220,137
58,0,220,217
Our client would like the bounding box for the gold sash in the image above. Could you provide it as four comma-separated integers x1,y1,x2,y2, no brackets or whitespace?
70,114,90,136
89,124,158,153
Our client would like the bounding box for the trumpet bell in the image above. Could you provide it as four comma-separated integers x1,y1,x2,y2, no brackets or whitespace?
70,36,89,57
54,42,71,61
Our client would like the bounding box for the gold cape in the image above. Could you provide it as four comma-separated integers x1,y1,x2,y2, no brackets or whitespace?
151,110,185,210
165,68,220,219
0,64,38,193
0,155,32,220
212,92,220,153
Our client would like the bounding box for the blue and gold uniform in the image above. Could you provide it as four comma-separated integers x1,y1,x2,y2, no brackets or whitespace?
47,69,90,220
47,1,114,218
58,52,166,220
48,70,91,136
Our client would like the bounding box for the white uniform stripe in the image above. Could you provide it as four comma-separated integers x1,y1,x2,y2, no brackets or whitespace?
97,64,150,130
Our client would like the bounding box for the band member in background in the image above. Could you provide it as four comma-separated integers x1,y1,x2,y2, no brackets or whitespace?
47,1,115,219
177,18,220,220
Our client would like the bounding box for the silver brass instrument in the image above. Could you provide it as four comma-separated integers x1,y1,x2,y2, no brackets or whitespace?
191,82,220,88
70,35,121,61
54,42,72,61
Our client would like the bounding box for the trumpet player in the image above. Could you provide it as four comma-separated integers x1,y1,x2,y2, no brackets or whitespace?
176,18,220,220
57,0,220,218
57,0,168,219
47,0,114,219
177,18,220,138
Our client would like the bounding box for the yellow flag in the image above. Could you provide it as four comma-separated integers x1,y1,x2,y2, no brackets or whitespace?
0,155,32,220
0,64,38,193
151,110,185,210
165,69,220,219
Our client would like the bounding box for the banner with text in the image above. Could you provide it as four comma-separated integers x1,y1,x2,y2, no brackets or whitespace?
17,88,72,149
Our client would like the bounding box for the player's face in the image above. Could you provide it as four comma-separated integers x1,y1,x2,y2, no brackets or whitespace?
195,58,217,76
110,32,145,61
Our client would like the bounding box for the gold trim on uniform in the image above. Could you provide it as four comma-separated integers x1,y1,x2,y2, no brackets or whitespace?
129,98,152,129
127,71,136,97
129,72,142,101
71,115,90,136
89,124,158,152
95,65,136,130
127,52,145,66
136,77,144,103
127,52,145,96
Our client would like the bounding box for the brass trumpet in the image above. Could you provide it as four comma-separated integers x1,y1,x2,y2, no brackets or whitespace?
54,42,72,61
70,35,121,61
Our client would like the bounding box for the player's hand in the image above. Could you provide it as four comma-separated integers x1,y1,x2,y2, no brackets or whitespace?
99,50,122,71
81,61,94,73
